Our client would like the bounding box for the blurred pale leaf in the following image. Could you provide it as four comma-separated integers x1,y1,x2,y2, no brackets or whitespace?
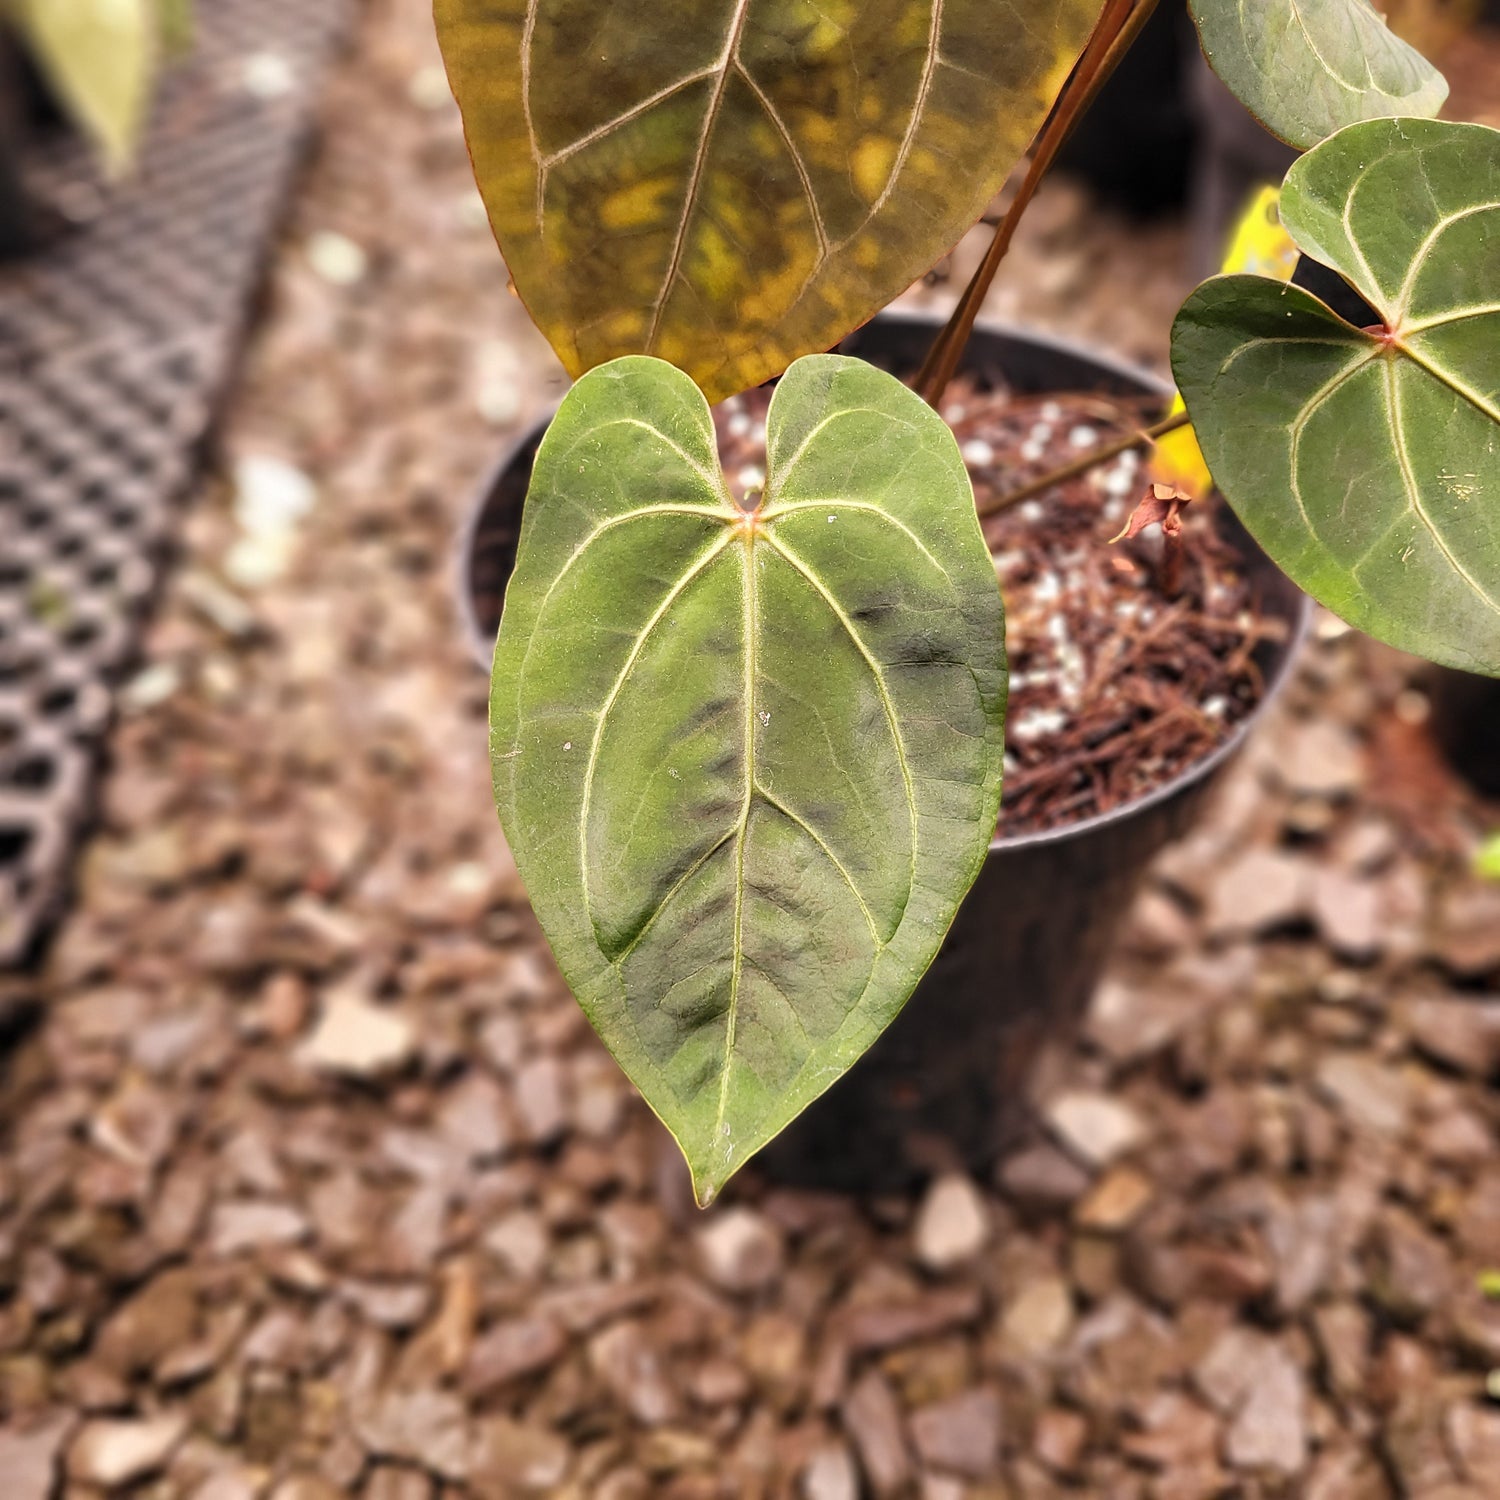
11,0,156,172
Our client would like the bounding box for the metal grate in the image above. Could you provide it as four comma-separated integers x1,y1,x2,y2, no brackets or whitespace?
0,0,353,965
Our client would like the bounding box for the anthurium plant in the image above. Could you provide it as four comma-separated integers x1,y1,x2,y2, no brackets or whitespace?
434,0,1499,1203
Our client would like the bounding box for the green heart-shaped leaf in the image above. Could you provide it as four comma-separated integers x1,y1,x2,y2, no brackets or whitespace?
1173,118,1500,677
490,354,1007,1202
1186,0,1447,151
11,0,156,173
435,0,1103,403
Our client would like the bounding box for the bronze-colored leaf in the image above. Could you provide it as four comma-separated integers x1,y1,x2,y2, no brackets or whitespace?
436,0,1103,402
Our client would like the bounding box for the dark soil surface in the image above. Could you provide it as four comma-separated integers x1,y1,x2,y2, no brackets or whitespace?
717,381,1269,837
2,3,1499,1498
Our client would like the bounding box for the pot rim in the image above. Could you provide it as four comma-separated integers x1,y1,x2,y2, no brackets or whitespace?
453,313,1312,855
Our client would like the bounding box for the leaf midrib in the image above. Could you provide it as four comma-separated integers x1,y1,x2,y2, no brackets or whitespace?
567,499,923,1133
715,536,759,1145
646,0,757,352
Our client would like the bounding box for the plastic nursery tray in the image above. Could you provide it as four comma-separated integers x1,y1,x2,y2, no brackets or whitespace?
0,0,353,966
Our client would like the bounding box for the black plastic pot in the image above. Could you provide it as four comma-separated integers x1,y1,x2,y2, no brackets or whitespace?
457,315,1311,1191
1428,667,1500,798
1186,49,1298,281
1053,0,1196,216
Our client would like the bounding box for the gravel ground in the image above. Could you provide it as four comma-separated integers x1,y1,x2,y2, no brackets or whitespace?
3,3,1500,1497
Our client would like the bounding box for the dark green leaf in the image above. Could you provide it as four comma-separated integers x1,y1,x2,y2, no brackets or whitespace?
1173,118,1500,677
1187,0,1447,150
489,354,1007,1202
435,0,1103,402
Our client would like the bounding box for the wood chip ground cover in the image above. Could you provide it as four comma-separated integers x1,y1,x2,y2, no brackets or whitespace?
2,2,1498,1495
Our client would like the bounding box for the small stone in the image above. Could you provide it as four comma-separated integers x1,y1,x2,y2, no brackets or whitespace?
437,1073,512,1159
998,1144,1090,1210
918,1480,965,1500
1121,888,1196,959
121,661,181,711
1075,1166,1153,1231
226,499,303,588
913,1175,989,1270
299,989,415,1077
257,972,310,1039
484,1210,549,1280
0,1413,74,1500
1224,1342,1307,1476
589,1322,679,1426
1304,1448,1391,1500
306,230,368,286
1311,1301,1370,1401
388,1184,449,1271
466,1316,566,1395
342,1282,432,1331
1424,1108,1494,1164
909,1387,1002,1478
1457,1174,1500,1261
1404,996,1500,1078
801,1443,859,1500
242,50,296,97
1266,1194,1336,1315
1335,816,1398,872
1447,1403,1500,1490
843,1287,983,1354
1370,1209,1452,1321
192,1472,266,1500
407,63,452,110
690,1357,750,1407
1000,1276,1073,1356
1281,721,1364,798
1431,886,1500,978
1086,976,1196,1062
1196,1327,1268,1414
233,454,316,534
695,1208,786,1293
515,1056,568,1144
270,1478,344,1500
1315,1053,1408,1135
365,1468,436,1500
741,1311,806,1395
1120,1391,1220,1471
353,1390,470,1481
842,1372,912,1496
1206,850,1310,937
210,1201,309,1256
67,1413,188,1488
95,1269,199,1375
1045,1090,1148,1167
1033,1407,1088,1474
469,1416,569,1492
1312,870,1382,959
132,1008,213,1074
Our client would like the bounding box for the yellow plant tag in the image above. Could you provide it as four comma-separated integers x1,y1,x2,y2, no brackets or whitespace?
1153,187,1298,500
